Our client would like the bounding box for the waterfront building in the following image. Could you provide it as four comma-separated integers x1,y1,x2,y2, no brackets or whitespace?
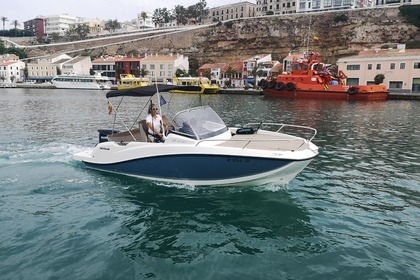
140,54,189,84
337,46,420,93
0,54,25,83
92,56,120,83
26,54,72,82
207,1,256,23
243,54,275,84
61,56,93,75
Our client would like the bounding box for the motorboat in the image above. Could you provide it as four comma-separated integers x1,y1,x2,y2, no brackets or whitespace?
51,72,112,90
117,74,150,90
171,76,219,94
73,85,318,187
261,52,389,101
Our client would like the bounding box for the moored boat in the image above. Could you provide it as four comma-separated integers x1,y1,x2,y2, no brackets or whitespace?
261,52,389,101
73,85,318,187
117,74,150,90
171,76,219,94
51,73,112,90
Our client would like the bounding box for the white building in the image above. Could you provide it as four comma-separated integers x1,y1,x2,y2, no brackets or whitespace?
0,54,25,83
27,54,72,82
208,1,256,23
61,56,93,75
43,14,78,36
141,54,189,83
337,46,420,93
137,12,155,29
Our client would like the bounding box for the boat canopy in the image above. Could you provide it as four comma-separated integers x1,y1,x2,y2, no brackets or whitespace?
106,84,201,98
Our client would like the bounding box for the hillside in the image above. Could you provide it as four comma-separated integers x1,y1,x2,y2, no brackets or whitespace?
20,6,420,67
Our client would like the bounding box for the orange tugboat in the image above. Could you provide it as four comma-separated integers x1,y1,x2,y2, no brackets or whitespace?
261,52,388,101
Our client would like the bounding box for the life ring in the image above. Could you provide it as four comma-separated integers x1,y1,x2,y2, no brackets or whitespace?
347,87,358,95
286,82,295,91
260,79,268,89
275,82,285,91
268,80,276,88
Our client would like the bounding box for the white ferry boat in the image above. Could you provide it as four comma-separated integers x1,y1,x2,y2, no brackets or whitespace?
51,73,112,90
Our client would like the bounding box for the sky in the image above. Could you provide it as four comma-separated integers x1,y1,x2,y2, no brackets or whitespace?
1,0,235,27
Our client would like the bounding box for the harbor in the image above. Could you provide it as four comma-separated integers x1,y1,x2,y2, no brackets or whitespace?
1,87,419,280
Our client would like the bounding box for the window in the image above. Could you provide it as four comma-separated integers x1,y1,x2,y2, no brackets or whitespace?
346,65,360,70
400,63,405,69
150,64,155,70
346,78,359,85
414,62,420,69
389,81,403,89
367,64,372,70
390,63,395,70
376,64,381,70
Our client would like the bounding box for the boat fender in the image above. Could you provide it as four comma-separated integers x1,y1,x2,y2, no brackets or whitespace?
347,87,358,95
268,80,276,88
275,82,285,91
236,127,256,135
286,82,295,91
260,79,268,89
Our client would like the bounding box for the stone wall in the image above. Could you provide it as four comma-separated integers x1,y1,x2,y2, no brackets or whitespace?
23,7,419,65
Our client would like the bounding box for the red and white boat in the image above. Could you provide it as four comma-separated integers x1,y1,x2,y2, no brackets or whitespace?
261,52,388,101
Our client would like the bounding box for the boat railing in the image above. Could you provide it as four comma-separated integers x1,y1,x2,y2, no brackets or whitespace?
244,122,317,142
196,137,309,152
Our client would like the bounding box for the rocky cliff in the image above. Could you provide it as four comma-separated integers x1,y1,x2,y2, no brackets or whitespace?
23,6,419,66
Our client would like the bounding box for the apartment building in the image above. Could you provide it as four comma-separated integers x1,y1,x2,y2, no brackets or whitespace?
140,54,189,84
337,46,420,93
26,54,72,82
92,56,120,83
208,1,256,23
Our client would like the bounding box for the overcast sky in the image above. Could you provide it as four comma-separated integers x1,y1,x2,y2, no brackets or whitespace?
2,0,238,27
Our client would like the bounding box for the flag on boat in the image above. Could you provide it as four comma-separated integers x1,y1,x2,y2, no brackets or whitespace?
107,100,112,115
160,95,167,106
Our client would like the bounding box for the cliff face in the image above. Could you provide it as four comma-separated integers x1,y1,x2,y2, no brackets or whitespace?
24,7,419,65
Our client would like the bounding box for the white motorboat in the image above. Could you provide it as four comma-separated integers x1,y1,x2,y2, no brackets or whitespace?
51,72,112,90
73,85,319,186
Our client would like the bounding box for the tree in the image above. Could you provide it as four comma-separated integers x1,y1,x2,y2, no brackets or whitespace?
251,66,263,89
140,68,149,77
202,69,212,80
140,12,148,28
10,20,19,36
1,17,8,37
225,66,236,87
152,8,172,27
374,74,385,85
175,68,188,77
104,19,121,33
173,5,188,25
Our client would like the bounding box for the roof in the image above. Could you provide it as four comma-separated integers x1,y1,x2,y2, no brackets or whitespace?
354,48,420,58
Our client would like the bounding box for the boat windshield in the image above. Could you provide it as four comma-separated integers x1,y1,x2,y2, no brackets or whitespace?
171,106,228,140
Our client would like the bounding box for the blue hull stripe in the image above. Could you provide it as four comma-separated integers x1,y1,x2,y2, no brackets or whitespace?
84,154,295,181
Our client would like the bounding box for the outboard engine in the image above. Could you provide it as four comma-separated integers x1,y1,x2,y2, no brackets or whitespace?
98,129,119,143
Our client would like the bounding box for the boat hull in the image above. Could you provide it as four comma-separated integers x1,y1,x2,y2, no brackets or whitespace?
263,79,388,100
74,142,317,187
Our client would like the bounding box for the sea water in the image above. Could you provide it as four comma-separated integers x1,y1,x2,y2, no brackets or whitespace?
0,88,419,279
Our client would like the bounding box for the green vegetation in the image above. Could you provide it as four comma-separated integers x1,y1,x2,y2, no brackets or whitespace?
153,0,209,26
374,74,385,85
400,5,420,27
0,41,27,58
334,14,348,24
104,19,121,33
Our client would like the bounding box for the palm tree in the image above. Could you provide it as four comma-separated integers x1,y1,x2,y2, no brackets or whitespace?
251,66,263,89
10,20,19,36
140,12,148,28
1,17,8,36
140,68,149,77
224,66,236,88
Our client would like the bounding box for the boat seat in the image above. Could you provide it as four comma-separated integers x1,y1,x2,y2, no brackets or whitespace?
107,127,147,142
139,120,151,142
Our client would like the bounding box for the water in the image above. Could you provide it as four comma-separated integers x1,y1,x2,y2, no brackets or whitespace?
1,88,419,280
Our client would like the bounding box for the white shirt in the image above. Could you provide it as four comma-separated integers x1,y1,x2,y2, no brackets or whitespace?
146,114,162,135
